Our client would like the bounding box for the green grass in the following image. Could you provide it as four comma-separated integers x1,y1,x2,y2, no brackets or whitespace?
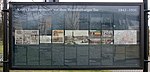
10,70,111,72
0,41,3,53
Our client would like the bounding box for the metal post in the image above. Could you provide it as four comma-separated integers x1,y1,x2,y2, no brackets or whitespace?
3,0,9,72
143,0,149,72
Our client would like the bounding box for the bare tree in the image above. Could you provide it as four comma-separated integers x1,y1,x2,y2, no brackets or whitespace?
65,6,80,30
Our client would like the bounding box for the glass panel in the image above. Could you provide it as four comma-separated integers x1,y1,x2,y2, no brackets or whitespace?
12,4,141,69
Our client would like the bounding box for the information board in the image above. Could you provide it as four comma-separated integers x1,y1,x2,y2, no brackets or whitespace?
9,2,144,69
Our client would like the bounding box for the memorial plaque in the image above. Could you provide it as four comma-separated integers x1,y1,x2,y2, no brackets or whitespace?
9,2,143,69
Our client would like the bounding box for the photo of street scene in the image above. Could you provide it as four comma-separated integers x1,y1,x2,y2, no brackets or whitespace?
89,38,101,45
102,30,113,37
40,36,51,43
15,30,23,44
15,30,39,45
114,30,137,44
52,30,64,43
23,30,39,45
89,30,101,45
102,38,113,44
65,30,89,45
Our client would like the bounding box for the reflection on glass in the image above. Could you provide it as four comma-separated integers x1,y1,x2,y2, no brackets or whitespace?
101,14,113,29
12,4,140,68
65,30,89,45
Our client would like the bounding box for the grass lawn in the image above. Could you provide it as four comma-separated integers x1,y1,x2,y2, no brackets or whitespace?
9,70,111,72
0,41,3,53
0,67,111,72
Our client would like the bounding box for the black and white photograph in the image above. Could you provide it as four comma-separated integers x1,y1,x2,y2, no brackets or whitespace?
23,30,39,44
102,30,113,37
15,30,23,44
102,38,113,44
15,30,39,45
65,30,89,45
40,36,51,43
114,30,137,44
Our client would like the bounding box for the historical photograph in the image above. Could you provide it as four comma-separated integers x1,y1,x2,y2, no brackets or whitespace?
65,30,89,45
89,30,101,38
15,30,39,45
23,34,31,44
89,30,101,45
102,38,113,44
102,30,113,37
114,30,137,44
15,30,23,44
52,37,64,43
40,36,51,43
65,30,74,45
23,30,39,45
52,30,64,37
52,30,64,43
89,38,101,45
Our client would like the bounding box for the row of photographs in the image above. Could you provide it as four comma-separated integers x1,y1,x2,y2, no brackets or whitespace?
15,30,39,45
15,30,137,45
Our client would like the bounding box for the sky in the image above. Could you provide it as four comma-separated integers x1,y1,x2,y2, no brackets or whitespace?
9,0,150,27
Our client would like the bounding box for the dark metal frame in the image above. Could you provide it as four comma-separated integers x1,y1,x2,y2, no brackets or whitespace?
9,2,144,70
143,0,149,72
3,0,9,71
